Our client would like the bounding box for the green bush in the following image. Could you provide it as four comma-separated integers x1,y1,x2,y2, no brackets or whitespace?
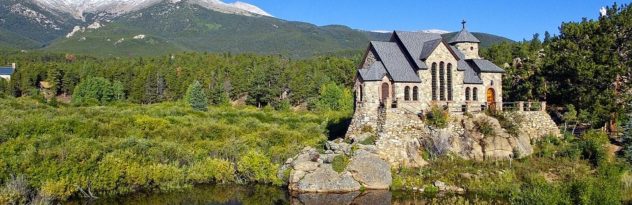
316,83,353,113
237,150,281,185
331,155,350,173
579,131,609,167
185,81,208,111
71,77,118,105
188,158,235,184
475,118,495,136
359,135,377,145
426,106,449,128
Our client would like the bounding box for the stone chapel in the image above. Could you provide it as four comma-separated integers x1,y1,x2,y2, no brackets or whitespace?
355,22,505,113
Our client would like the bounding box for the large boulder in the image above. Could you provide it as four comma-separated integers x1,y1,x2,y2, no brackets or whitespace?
296,164,361,193
347,154,392,189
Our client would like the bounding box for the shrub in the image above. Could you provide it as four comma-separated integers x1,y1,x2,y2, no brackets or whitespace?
40,178,73,201
237,150,281,185
359,135,377,145
360,125,374,133
579,131,609,167
426,106,449,128
331,155,350,173
316,83,353,113
475,118,495,136
185,81,208,111
71,77,117,105
188,158,235,184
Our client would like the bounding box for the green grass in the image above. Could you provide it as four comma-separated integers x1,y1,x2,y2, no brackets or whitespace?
0,97,350,203
392,132,630,204
332,155,350,173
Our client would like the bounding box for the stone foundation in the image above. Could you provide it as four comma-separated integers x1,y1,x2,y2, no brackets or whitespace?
345,105,560,168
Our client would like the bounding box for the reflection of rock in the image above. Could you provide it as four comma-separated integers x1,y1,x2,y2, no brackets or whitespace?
290,190,392,205
347,154,391,189
352,190,392,205
292,192,359,205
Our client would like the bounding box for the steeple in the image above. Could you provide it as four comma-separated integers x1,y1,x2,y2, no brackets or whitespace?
448,20,480,44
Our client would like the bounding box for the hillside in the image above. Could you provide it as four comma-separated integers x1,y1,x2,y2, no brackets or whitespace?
0,0,514,57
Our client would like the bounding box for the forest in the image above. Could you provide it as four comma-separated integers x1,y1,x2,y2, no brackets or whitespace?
0,2,631,205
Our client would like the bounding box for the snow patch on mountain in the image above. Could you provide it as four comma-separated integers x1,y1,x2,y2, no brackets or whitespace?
420,29,450,34
33,0,273,20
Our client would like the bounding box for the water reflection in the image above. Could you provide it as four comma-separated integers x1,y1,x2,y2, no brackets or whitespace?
68,185,506,205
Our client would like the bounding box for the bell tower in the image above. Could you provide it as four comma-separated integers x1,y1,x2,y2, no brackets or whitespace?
448,20,481,59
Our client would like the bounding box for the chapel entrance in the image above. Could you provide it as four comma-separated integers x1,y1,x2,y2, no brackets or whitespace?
486,88,496,110
381,83,389,102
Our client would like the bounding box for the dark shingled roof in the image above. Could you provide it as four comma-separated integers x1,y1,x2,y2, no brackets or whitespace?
358,61,387,81
448,28,480,44
462,61,483,84
470,59,505,73
371,41,421,82
393,31,442,69
419,39,443,60
0,67,13,75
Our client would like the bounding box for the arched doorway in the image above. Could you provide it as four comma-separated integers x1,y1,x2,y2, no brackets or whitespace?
381,83,389,103
486,88,496,110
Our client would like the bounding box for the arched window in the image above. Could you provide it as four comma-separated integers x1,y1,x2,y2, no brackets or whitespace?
447,63,453,101
412,86,419,101
473,87,478,101
431,63,437,101
359,85,364,102
439,62,445,101
465,87,471,101
404,86,410,101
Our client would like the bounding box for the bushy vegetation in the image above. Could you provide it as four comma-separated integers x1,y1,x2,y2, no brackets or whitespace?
474,118,495,136
425,106,449,129
392,131,630,204
331,155,350,173
0,97,349,203
185,81,208,111
71,77,124,105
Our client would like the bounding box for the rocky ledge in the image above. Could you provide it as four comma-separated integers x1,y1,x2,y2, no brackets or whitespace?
280,141,392,193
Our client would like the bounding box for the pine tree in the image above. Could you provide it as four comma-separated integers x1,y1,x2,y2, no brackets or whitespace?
623,106,632,163
185,81,208,111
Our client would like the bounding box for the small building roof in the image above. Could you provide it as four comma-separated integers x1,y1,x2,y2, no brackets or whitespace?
0,67,13,75
469,59,505,73
462,60,484,84
448,28,480,44
370,41,421,83
358,61,387,81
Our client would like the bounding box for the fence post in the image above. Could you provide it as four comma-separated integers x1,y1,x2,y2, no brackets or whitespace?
517,101,524,112
541,101,546,112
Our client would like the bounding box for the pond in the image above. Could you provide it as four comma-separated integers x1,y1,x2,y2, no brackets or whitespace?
66,185,509,205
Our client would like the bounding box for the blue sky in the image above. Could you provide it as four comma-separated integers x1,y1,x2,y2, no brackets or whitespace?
226,0,631,41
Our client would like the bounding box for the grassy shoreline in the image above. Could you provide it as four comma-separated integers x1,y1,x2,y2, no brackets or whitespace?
0,97,349,203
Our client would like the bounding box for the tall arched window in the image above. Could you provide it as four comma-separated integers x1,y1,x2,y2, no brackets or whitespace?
404,86,410,101
359,85,364,102
447,63,453,101
439,62,445,101
431,63,437,101
473,87,478,101
465,87,471,101
412,86,419,101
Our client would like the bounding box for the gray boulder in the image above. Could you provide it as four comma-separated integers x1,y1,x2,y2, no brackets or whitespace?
295,164,361,193
347,154,392,189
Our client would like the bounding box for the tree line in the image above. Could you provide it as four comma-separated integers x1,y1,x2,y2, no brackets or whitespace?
0,52,358,112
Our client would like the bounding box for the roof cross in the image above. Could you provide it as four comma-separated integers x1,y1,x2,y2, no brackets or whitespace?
461,20,467,29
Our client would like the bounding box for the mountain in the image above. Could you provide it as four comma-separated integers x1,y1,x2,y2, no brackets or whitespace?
0,0,514,57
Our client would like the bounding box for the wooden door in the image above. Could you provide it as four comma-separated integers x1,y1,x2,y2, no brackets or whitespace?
486,88,496,110
381,83,389,102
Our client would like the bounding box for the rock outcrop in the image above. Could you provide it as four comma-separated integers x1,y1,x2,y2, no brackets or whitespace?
346,107,560,168
283,145,392,193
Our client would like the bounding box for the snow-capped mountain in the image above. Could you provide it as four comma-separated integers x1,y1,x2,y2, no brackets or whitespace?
32,0,272,20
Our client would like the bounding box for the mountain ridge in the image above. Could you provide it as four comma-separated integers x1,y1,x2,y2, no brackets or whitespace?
0,0,514,57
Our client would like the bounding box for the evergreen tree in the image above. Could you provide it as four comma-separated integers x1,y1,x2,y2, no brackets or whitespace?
185,81,208,111
623,104,632,163
71,77,114,105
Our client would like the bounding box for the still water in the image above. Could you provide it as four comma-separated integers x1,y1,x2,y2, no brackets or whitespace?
67,185,508,205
